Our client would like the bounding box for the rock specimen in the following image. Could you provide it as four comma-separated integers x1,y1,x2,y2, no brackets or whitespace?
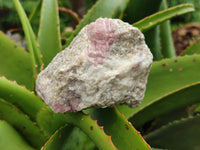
36,18,153,113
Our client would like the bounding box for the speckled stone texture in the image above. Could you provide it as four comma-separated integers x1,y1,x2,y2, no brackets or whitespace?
36,18,153,113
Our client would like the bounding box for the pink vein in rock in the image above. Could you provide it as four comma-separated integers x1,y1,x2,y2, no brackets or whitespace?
51,90,82,113
87,18,117,66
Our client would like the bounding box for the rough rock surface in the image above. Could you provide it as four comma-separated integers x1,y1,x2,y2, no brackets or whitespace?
36,18,153,113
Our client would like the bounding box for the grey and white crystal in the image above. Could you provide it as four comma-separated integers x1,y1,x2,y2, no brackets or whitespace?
36,18,153,113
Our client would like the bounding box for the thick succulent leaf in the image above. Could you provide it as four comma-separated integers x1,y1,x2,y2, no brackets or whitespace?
181,38,200,55
65,0,122,47
0,77,45,120
134,4,195,32
29,0,42,22
129,82,200,128
0,32,33,90
38,0,61,66
159,0,176,58
112,0,128,19
61,127,96,150
0,99,47,148
13,0,42,77
145,26,162,60
39,108,95,150
158,107,190,128
145,115,200,149
0,120,35,150
41,125,72,150
122,0,162,23
36,107,67,136
91,108,151,150
37,107,116,150
117,55,200,119
42,126,96,150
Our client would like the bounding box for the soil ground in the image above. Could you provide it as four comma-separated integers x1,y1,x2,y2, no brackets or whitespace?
172,23,200,55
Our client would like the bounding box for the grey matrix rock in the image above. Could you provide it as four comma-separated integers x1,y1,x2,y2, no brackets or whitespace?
36,18,153,113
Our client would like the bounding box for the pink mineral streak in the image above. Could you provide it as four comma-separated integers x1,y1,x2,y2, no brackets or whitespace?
51,103,71,113
51,90,82,113
86,18,117,66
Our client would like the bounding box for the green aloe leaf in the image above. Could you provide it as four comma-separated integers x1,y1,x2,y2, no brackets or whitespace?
0,120,35,150
0,77,45,120
159,0,176,58
37,109,96,150
41,125,96,150
42,126,96,150
41,125,72,150
91,108,151,150
122,0,162,24
36,107,67,136
145,26,162,60
0,99,47,148
61,127,96,150
38,0,61,66
13,0,43,79
145,115,200,149
117,55,200,120
0,32,33,90
112,0,128,19
37,107,116,150
129,82,200,128
65,0,122,47
181,38,200,55
29,0,42,22
134,4,195,32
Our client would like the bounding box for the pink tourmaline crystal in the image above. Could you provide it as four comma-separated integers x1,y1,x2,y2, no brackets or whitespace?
36,18,153,113
86,18,117,65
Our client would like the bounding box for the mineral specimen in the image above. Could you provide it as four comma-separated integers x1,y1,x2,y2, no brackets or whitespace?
36,18,153,113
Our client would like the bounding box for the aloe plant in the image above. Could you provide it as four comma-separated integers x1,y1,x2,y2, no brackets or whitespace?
0,0,199,149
